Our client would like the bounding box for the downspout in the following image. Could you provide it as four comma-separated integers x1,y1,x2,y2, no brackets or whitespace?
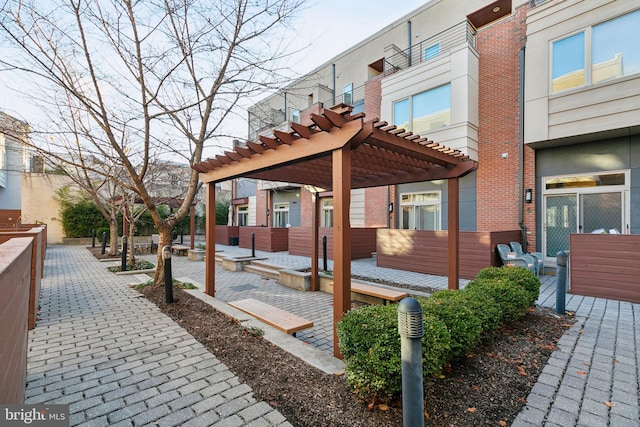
518,45,527,249
332,64,336,105
283,92,287,122
407,20,412,67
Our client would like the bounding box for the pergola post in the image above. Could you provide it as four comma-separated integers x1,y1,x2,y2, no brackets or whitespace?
205,182,216,296
332,146,351,359
311,191,320,292
447,177,460,290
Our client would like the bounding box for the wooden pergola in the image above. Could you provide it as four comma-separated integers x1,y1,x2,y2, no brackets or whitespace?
194,106,477,357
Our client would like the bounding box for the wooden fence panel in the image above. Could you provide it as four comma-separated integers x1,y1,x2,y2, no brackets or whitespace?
0,237,33,404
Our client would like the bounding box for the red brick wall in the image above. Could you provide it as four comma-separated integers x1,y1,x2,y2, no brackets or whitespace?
300,189,313,227
364,77,382,121
476,6,528,231
364,187,389,227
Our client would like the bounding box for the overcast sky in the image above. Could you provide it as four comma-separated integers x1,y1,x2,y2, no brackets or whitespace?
0,0,428,154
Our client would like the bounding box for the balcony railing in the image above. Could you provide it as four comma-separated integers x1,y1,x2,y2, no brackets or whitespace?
384,20,477,74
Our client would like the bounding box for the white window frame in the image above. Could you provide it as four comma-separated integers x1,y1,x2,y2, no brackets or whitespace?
392,83,451,133
321,198,333,227
550,8,640,93
273,202,289,228
237,205,249,226
399,191,442,230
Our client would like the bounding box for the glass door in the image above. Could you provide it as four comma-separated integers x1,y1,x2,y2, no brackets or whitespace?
544,195,577,260
580,192,622,234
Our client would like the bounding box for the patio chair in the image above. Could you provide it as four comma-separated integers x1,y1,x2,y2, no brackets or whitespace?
496,244,537,274
510,241,544,276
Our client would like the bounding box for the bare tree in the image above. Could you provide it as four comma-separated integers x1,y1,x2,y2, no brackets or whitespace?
0,0,305,282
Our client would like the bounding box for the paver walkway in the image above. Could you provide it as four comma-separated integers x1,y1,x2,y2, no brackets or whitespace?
25,245,290,427
24,243,640,426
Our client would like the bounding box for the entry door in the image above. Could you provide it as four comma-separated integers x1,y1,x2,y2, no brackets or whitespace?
544,195,577,260
544,192,623,262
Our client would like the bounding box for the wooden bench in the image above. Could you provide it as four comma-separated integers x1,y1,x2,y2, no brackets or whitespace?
328,281,408,304
171,244,189,256
229,298,314,336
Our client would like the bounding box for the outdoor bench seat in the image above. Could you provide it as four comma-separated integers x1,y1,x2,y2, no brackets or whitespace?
171,244,189,256
229,298,313,335
327,281,408,304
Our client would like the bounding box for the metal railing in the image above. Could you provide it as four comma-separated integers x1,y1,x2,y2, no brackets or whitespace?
384,21,476,75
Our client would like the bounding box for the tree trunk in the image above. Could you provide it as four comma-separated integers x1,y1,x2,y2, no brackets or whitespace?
128,220,136,266
152,226,174,285
109,221,119,256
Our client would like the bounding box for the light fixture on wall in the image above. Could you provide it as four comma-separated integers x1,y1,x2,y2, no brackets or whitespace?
388,202,394,212
525,188,533,203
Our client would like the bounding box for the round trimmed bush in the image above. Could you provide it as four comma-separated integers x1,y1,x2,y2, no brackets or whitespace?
338,303,450,401
419,294,483,360
430,289,501,333
465,278,530,323
475,266,540,307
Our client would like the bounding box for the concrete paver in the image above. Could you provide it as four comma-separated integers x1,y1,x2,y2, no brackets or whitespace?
24,243,640,426
25,245,289,426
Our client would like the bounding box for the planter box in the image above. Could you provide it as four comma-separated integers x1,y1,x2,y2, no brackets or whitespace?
376,229,522,279
570,233,640,303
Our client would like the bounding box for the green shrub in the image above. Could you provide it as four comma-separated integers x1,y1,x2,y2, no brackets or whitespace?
61,200,109,238
465,278,530,323
95,227,110,239
418,294,483,360
337,303,450,401
430,289,501,332
476,266,540,307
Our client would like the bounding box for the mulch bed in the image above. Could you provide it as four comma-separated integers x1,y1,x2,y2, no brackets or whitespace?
138,283,574,426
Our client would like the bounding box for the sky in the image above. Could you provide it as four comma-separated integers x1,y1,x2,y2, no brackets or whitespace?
0,0,429,156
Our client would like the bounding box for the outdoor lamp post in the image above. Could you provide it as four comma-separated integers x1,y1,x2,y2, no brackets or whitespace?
162,245,173,303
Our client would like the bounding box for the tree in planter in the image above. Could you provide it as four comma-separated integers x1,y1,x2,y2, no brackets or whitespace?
1,0,305,283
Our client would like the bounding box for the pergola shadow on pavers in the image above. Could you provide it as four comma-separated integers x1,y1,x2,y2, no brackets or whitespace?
194,106,477,357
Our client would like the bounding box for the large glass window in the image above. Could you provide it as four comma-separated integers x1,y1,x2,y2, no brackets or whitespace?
552,32,585,92
424,43,440,61
393,98,410,130
400,192,441,230
393,84,451,133
592,9,640,84
273,202,289,228
343,83,353,105
552,9,640,93
321,198,333,227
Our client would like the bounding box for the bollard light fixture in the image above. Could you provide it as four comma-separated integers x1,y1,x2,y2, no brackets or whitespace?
162,245,171,260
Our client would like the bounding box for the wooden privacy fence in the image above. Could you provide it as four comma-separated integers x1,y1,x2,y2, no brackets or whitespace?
376,229,522,279
0,226,46,329
569,233,640,304
0,237,33,404
239,226,289,252
288,227,377,260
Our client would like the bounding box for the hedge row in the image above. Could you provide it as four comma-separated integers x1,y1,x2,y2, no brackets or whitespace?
336,266,540,401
